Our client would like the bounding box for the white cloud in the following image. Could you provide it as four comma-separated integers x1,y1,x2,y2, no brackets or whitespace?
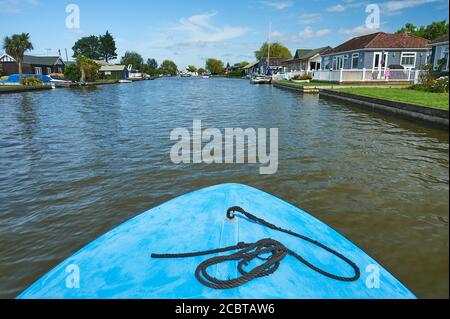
381,0,437,12
0,0,38,13
298,26,331,39
298,13,323,24
339,25,381,38
172,11,250,43
327,4,346,12
261,1,293,10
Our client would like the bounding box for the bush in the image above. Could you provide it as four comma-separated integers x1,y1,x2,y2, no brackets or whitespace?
227,70,244,78
64,63,81,82
412,76,449,93
23,77,42,86
292,73,312,81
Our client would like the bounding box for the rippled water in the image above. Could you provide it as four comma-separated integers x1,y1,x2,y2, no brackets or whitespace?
0,78,448,298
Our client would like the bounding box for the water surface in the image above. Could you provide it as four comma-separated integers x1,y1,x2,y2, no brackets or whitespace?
0,78,448,298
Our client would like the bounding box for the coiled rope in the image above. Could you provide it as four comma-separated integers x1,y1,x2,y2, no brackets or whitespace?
151,206,360,290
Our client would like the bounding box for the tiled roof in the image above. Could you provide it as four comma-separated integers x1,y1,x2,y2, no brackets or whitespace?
325,32,429,54
430,34,449,44
293,47,331,60
99,65,127,72
23,55,64,66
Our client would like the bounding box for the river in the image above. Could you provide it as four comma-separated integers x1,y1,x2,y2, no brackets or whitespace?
0,77,448,298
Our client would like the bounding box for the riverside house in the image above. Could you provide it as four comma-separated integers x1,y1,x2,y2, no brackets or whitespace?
96,60,129,79
316,32,429,82
282,47,331,73
0,53,65,76
429,34,449,73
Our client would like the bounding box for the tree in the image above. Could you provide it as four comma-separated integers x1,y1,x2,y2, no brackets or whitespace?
142,58,159,76
3,33,33,84
76,55,100,83
64,63,81,82
72,35,101,59
205,58,224,75
159,60,178,76
255,42,292,59
99,31,117,62
147,58,158,69
197,67,206,75
396,20,449,41
120,51,144,70
186,65,197,73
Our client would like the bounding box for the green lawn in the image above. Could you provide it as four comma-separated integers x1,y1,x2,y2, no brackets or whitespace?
335,88,449,110
276,80,346,87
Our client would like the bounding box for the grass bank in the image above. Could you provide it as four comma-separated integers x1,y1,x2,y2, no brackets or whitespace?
335,88,449,110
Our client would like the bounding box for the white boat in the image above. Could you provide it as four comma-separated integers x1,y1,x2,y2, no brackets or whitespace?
250,76,272,84
119,80,132,83
202,75,210,79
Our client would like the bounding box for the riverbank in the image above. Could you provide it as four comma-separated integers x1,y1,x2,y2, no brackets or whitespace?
273,80,449,129
320,89,449,129
273,80,410,93
0,85,54,94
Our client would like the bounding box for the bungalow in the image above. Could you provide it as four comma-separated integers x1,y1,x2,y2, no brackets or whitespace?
321,32,429,72
243,61,259,77
96,60,129,79
282,47,331,72
0,53,65,75
429,34,449,73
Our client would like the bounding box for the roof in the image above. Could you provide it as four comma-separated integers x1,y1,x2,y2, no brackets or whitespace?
325,32,429,55
23,55,65,66
430,34,449,45
293,47,331,60
0,53,16,63
243,61,259,69
99,65,127,72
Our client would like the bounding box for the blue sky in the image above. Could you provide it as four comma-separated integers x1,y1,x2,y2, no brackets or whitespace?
1,0,448,68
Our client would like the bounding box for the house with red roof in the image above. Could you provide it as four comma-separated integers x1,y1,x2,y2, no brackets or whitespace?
429,34,449,73
321,32,430,73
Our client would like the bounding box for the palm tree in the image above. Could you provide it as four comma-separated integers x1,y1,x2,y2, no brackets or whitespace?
3,33,34,84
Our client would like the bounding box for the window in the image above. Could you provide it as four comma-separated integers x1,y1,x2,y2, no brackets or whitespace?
58,67,63,73
324,57,330,69
34,67,42,75
351,53,359,69
438,46,449,71
332,55,348,69
46,67,52,74
401,52,416,67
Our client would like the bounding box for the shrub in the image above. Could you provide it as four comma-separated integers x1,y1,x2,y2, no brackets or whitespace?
64,63,81,82
292,73,312,81
23,77,42,86
227,70,244,78
411,76,449,93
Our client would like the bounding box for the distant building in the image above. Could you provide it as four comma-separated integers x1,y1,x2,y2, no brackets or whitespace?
258,57,288,75
321,32,429,71
429,34,449,73
282,47,331,72
96,60,129,79
0,53,65,75
242,61,259,76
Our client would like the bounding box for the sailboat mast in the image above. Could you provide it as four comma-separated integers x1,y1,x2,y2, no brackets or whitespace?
267,21,271,72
